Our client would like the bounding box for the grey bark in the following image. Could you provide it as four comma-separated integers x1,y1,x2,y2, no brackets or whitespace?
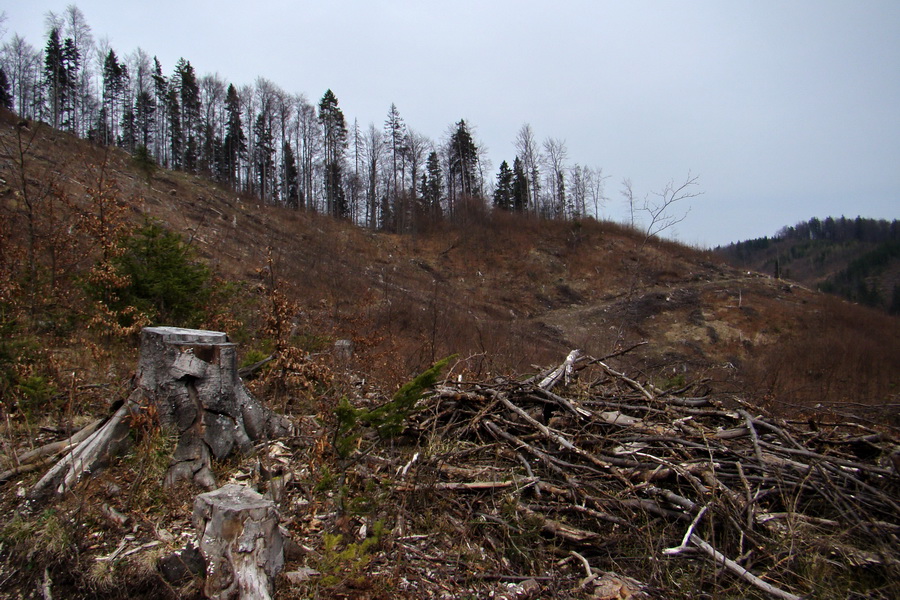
193,484,284,600
31,327,289,497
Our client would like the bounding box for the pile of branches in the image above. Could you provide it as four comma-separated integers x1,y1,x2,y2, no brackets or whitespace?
395,351,900,599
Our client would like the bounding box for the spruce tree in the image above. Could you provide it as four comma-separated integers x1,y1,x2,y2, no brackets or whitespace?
61,37,79,131
448,119,478,204
43,28,66,128
0,68,12,110
512,157,529,212
102,49,126,146
166,87,182,169
423,151,443,219
318,89,348,218
254,112,275,202
493,160,513,210
121,107,136,152
134,90,156,149
282,141,300,209
152,58,169,163
384,103,407,204
223,84,246,191
175,59,200,171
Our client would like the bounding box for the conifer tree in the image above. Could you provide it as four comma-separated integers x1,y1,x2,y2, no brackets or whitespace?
166,87,182,169
43,28,66,128
61,4,93,137
493,160,513,210
512,157,528,212
281,141,300,208
318,89,348,218
60,37,79,131
447,119,478,210
0,68,12,109
223,83,246,191
175,59,200,171
101,49,127,145
152,57,169,164
423,150,443,219
254,112,275,202
121,106,136,152
384,103,406,204
134,90,155,149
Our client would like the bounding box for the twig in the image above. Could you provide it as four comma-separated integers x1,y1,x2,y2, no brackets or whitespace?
596,361,655,401
489,390,613,471
571,549,600,588
739,410,766,468
663,504,709,555
688,534,802,600
538,349,582,390
395,478,537,492
41,567,52,600
10,418,103,466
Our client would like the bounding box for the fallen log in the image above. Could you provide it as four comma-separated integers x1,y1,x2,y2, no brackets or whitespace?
0,418,103,484
31,396,140,497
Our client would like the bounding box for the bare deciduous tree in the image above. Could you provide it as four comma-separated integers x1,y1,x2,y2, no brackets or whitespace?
515,123,541,214
1,34,41,118
622,172,702,245
542,137,568,218
585,166,610,220
363,122,384,229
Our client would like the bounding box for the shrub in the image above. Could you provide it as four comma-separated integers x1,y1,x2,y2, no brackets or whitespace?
86,221,213,328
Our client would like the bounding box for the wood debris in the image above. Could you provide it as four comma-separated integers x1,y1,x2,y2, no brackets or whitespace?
387,351,900,599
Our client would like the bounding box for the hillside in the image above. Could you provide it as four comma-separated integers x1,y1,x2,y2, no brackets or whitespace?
2,113,900,599
716,217,900,314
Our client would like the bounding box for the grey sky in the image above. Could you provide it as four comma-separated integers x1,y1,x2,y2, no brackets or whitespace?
3,1,898,247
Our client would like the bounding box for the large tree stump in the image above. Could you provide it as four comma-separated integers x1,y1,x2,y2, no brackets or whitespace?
31,327,289,497
138,327,289,488
193,484,284,600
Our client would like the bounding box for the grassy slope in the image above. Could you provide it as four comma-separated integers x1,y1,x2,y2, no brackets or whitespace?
2,110,898,414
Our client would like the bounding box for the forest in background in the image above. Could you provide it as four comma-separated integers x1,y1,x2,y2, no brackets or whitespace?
717,216,900,314
0,5,622,234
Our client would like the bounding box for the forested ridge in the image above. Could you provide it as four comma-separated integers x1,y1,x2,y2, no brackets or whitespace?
0,5,620,232
717,216,900,314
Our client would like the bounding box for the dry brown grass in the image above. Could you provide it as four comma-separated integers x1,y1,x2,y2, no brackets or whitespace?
2,110,896,428
745,294,900,423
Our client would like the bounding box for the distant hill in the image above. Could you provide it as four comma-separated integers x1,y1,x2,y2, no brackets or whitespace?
716,216,900,314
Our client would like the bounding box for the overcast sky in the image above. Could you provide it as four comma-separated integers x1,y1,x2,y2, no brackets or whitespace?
3,1,898,247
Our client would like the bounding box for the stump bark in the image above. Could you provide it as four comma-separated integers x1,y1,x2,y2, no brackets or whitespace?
193,484,284,600
31,326,289,497
138,327,288,488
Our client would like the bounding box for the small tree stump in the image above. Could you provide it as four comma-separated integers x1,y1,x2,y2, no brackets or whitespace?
333,339,354,361
193,484,284,600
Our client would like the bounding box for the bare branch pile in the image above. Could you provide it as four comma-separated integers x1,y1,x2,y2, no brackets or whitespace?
394,353,900,599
